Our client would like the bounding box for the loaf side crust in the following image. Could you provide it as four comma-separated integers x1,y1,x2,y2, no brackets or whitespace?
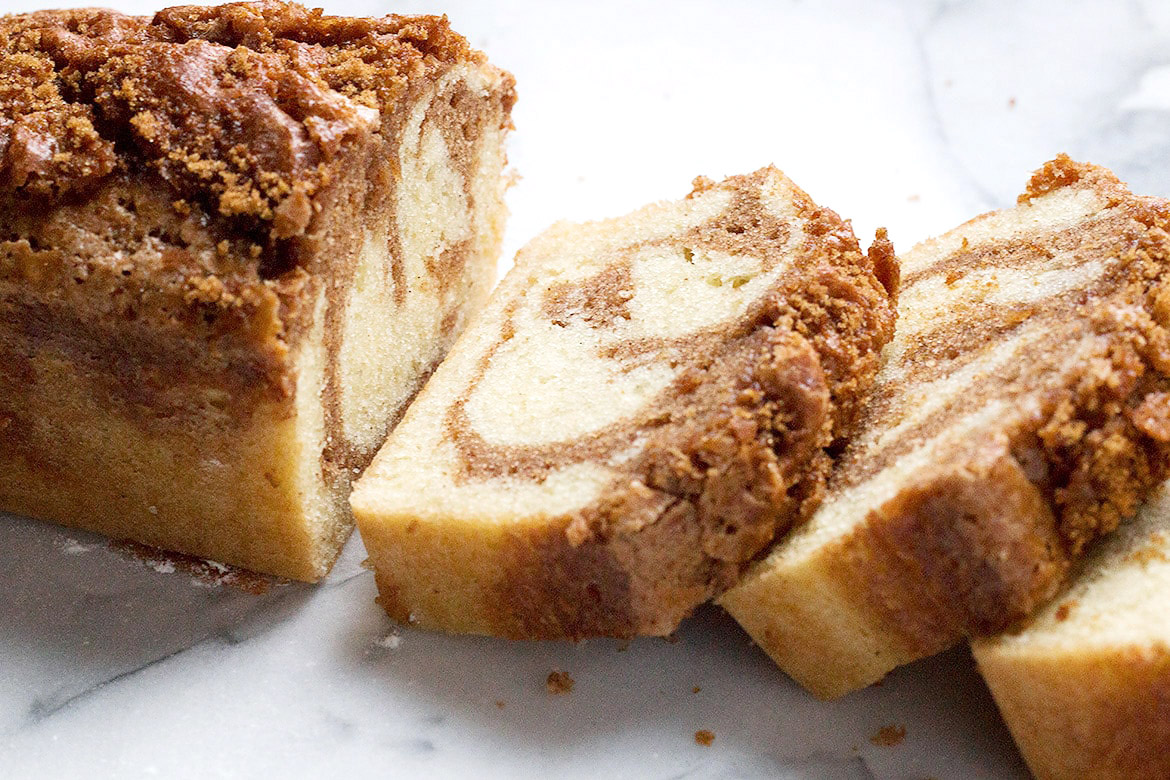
975,642,1170,780
973,480,1170,780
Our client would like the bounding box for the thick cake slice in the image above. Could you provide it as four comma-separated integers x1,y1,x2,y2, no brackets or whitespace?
351,167,898,639
973,482,1170,780
720,156,1170,698
0,2,515,581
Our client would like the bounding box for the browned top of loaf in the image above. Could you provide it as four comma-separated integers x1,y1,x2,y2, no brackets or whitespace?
0,1,476,241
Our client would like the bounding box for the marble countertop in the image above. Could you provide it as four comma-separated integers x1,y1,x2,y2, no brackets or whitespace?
5,0,1169,777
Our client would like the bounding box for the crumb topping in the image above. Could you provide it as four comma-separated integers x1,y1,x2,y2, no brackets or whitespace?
0,2,474,241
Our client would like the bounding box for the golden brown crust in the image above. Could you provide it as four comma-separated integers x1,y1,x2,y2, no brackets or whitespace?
832,321,1170,655
976,645,1170,780
0,343,332,580
1017,153,1126,206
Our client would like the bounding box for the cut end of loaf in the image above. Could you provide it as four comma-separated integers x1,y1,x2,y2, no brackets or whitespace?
973,483,1170,780
0,4,515,580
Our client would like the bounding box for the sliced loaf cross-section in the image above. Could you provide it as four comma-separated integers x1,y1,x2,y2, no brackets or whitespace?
352,167,897,639
720,156,1170,698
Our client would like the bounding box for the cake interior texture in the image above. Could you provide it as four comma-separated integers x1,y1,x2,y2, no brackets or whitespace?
973,482,1170,780
352,166,898,639
720,156,1170,698
0,1,514,580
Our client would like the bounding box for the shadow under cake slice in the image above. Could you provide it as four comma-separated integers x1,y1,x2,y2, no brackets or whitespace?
351,166,898,639
0,1,515,581
720,155,1170,698
973,481,1170,780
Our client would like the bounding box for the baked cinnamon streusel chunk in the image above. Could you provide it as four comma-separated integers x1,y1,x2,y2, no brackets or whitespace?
0,1,515,581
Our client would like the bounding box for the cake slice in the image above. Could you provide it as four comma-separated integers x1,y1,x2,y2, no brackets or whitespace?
351,167,898,639
720,156,1170,698
973,482,1170,780
0,2,515,581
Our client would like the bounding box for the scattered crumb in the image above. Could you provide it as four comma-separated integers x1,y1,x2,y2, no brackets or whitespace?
375,632,403,650
943,78,953,88
109,540,273,594
1054,601,1077,622
907,194,920,202
694,729,715,747
663,633,680,644
546,670,574,695
59,537,97,555
1008,97,1017,109
692,686,702,694
494,700,506,709
870,724,907,747
616,640,630,652
360,558,375,571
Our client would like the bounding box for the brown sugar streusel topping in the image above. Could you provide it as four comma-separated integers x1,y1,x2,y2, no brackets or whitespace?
0,2,478,246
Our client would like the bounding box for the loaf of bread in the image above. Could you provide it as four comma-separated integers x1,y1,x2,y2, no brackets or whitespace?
973,481,1170,780
351,167,898,639
0,1,514,580
720,156,1170,698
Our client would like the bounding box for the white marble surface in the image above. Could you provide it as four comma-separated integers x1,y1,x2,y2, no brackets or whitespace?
5,0,1169,777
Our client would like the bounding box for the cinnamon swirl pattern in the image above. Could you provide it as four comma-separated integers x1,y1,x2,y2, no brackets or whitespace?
721,156,1170,699
352,167,897,639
